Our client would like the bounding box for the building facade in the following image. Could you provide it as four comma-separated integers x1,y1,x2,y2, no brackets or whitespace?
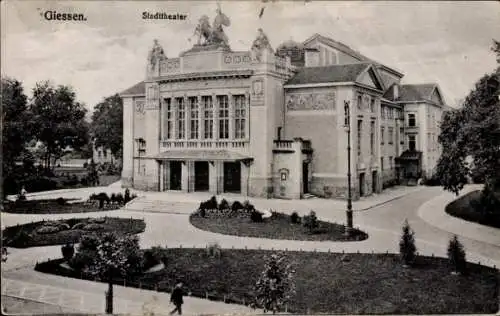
120,12,447,200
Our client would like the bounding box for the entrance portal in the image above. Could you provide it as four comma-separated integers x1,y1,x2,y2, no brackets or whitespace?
372,170,377,193
302,162,309,194
359,172,365,197
170,161,182,190
223,162,241,193
195,161,210,191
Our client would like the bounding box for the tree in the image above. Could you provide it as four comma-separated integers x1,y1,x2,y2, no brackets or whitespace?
435,40,500,199
254,252,295,314
30,81,89,170
84,233,140,314
90,94,123,160
399,220,417,267
1,77,34,195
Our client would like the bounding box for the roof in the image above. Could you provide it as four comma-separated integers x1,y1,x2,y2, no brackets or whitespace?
303,34,404,77
146,150,253,161
395,150,423,161
285,63,370,85
397,84,437,102
120,81,145,96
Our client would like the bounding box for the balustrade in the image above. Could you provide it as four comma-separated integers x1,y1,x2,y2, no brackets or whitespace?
161,140,248,150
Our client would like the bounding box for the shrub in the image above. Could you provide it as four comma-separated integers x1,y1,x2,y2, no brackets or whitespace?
116,193,124,205
199,208,206,218
254,252,295,313
61,243,75,261
206,242,222,258
56,197,66,206
12,231,33,247
290,211,301,224
37,226,60,234
399,219,417,266
243,200,255,212
206,196,218,210
96,192,110,209
231,201,243,211
58,223,71,231
143,246,165,271
110,193,117,204
124,189,131,204
303,210,319,233
447,235,467,274
82,223,104,231
218,199,230,211
251,210,263,223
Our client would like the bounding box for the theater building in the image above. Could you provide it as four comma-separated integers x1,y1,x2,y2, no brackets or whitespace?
120,13,447,200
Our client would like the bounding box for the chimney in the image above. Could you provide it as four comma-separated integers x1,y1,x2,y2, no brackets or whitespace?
393,85,399,100
304,48,320,67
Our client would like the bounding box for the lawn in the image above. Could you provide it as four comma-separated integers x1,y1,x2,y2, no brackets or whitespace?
190,212,368,242
35,248,499,314
446,190,500,228
3,217,146,248
2,198,119,214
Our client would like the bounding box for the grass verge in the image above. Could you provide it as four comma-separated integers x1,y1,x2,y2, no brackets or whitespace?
445,190,500,228
35,248,499,314
2,199,119,214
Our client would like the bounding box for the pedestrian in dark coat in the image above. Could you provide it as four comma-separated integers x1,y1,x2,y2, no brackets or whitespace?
170,282,184,315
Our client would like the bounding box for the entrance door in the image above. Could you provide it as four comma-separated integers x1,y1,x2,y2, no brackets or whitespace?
195,161,209,191
372,171,377,193
359,173,365,197
170,161,182,190
302,162,309,194
223,162,241,193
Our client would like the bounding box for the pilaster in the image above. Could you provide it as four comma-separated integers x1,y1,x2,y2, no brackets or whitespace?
213,93,219,140
181,161,189,192
188,161,195,192
197,94,203,140
228,93,234,139
209,161,217,194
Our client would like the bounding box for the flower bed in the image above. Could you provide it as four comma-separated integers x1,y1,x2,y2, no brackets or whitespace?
3,217,146,248
35,248,499,314
191,208,367,242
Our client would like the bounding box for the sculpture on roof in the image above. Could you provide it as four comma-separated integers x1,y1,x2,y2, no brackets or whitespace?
251,28,273,61
192,3,230,47
148,39,166,71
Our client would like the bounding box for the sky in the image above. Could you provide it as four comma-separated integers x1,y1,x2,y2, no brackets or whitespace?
1,0,499,113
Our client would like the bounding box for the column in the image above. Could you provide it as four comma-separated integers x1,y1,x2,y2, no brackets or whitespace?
209,161,217,194
185,95,191,140
228,93,234,140
198,95,203,141
216,161,224,194
164,161,170,190
241,161,250,197
159,99,163,141
181,161,189,192
159,162,164,191
188,161,195,192
172,96,178,140
213,93,219,140
245,92,250,141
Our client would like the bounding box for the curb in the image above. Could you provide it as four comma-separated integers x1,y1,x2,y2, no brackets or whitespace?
355,186,427,212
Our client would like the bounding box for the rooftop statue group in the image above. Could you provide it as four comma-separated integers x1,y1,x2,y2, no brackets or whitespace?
193,4,231,47
148,5,276,70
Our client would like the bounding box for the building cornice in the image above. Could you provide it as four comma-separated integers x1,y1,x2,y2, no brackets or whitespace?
148,70,254,84
121,93,145,98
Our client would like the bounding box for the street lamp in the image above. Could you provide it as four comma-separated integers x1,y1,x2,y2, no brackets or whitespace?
344,100,353,235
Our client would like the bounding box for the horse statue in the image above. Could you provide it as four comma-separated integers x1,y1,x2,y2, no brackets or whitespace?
194,15,211,45
209,4,231,46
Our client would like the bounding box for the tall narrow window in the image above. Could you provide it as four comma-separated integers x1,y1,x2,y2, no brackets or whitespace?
203,96,213,139
370,121,375,155
381,106,386,119
357,94,363,110
381,126,385,144
234,95,246,139
357,120,362,156
165,98,173,139
388,127,394,145
381,157,384,171
389,156,393,169
408,135,416,151
218,95,229,139
176,97,185,139
189,97,199,139
370,98,375,113
408,113,416,127
400,127,404,145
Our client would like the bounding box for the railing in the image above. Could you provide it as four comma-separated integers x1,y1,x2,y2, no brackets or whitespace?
161,140,249,150
273,140,293,150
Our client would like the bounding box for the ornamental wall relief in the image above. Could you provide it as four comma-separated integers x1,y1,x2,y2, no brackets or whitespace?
285,92,336,111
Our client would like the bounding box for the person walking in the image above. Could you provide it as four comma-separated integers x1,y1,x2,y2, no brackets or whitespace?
170,282,184,315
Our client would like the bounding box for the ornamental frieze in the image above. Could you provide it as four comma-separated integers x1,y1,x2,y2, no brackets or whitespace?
285,92,336,111
135,100,145,114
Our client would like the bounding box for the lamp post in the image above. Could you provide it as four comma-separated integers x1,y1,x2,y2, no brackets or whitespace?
344,101,353,235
